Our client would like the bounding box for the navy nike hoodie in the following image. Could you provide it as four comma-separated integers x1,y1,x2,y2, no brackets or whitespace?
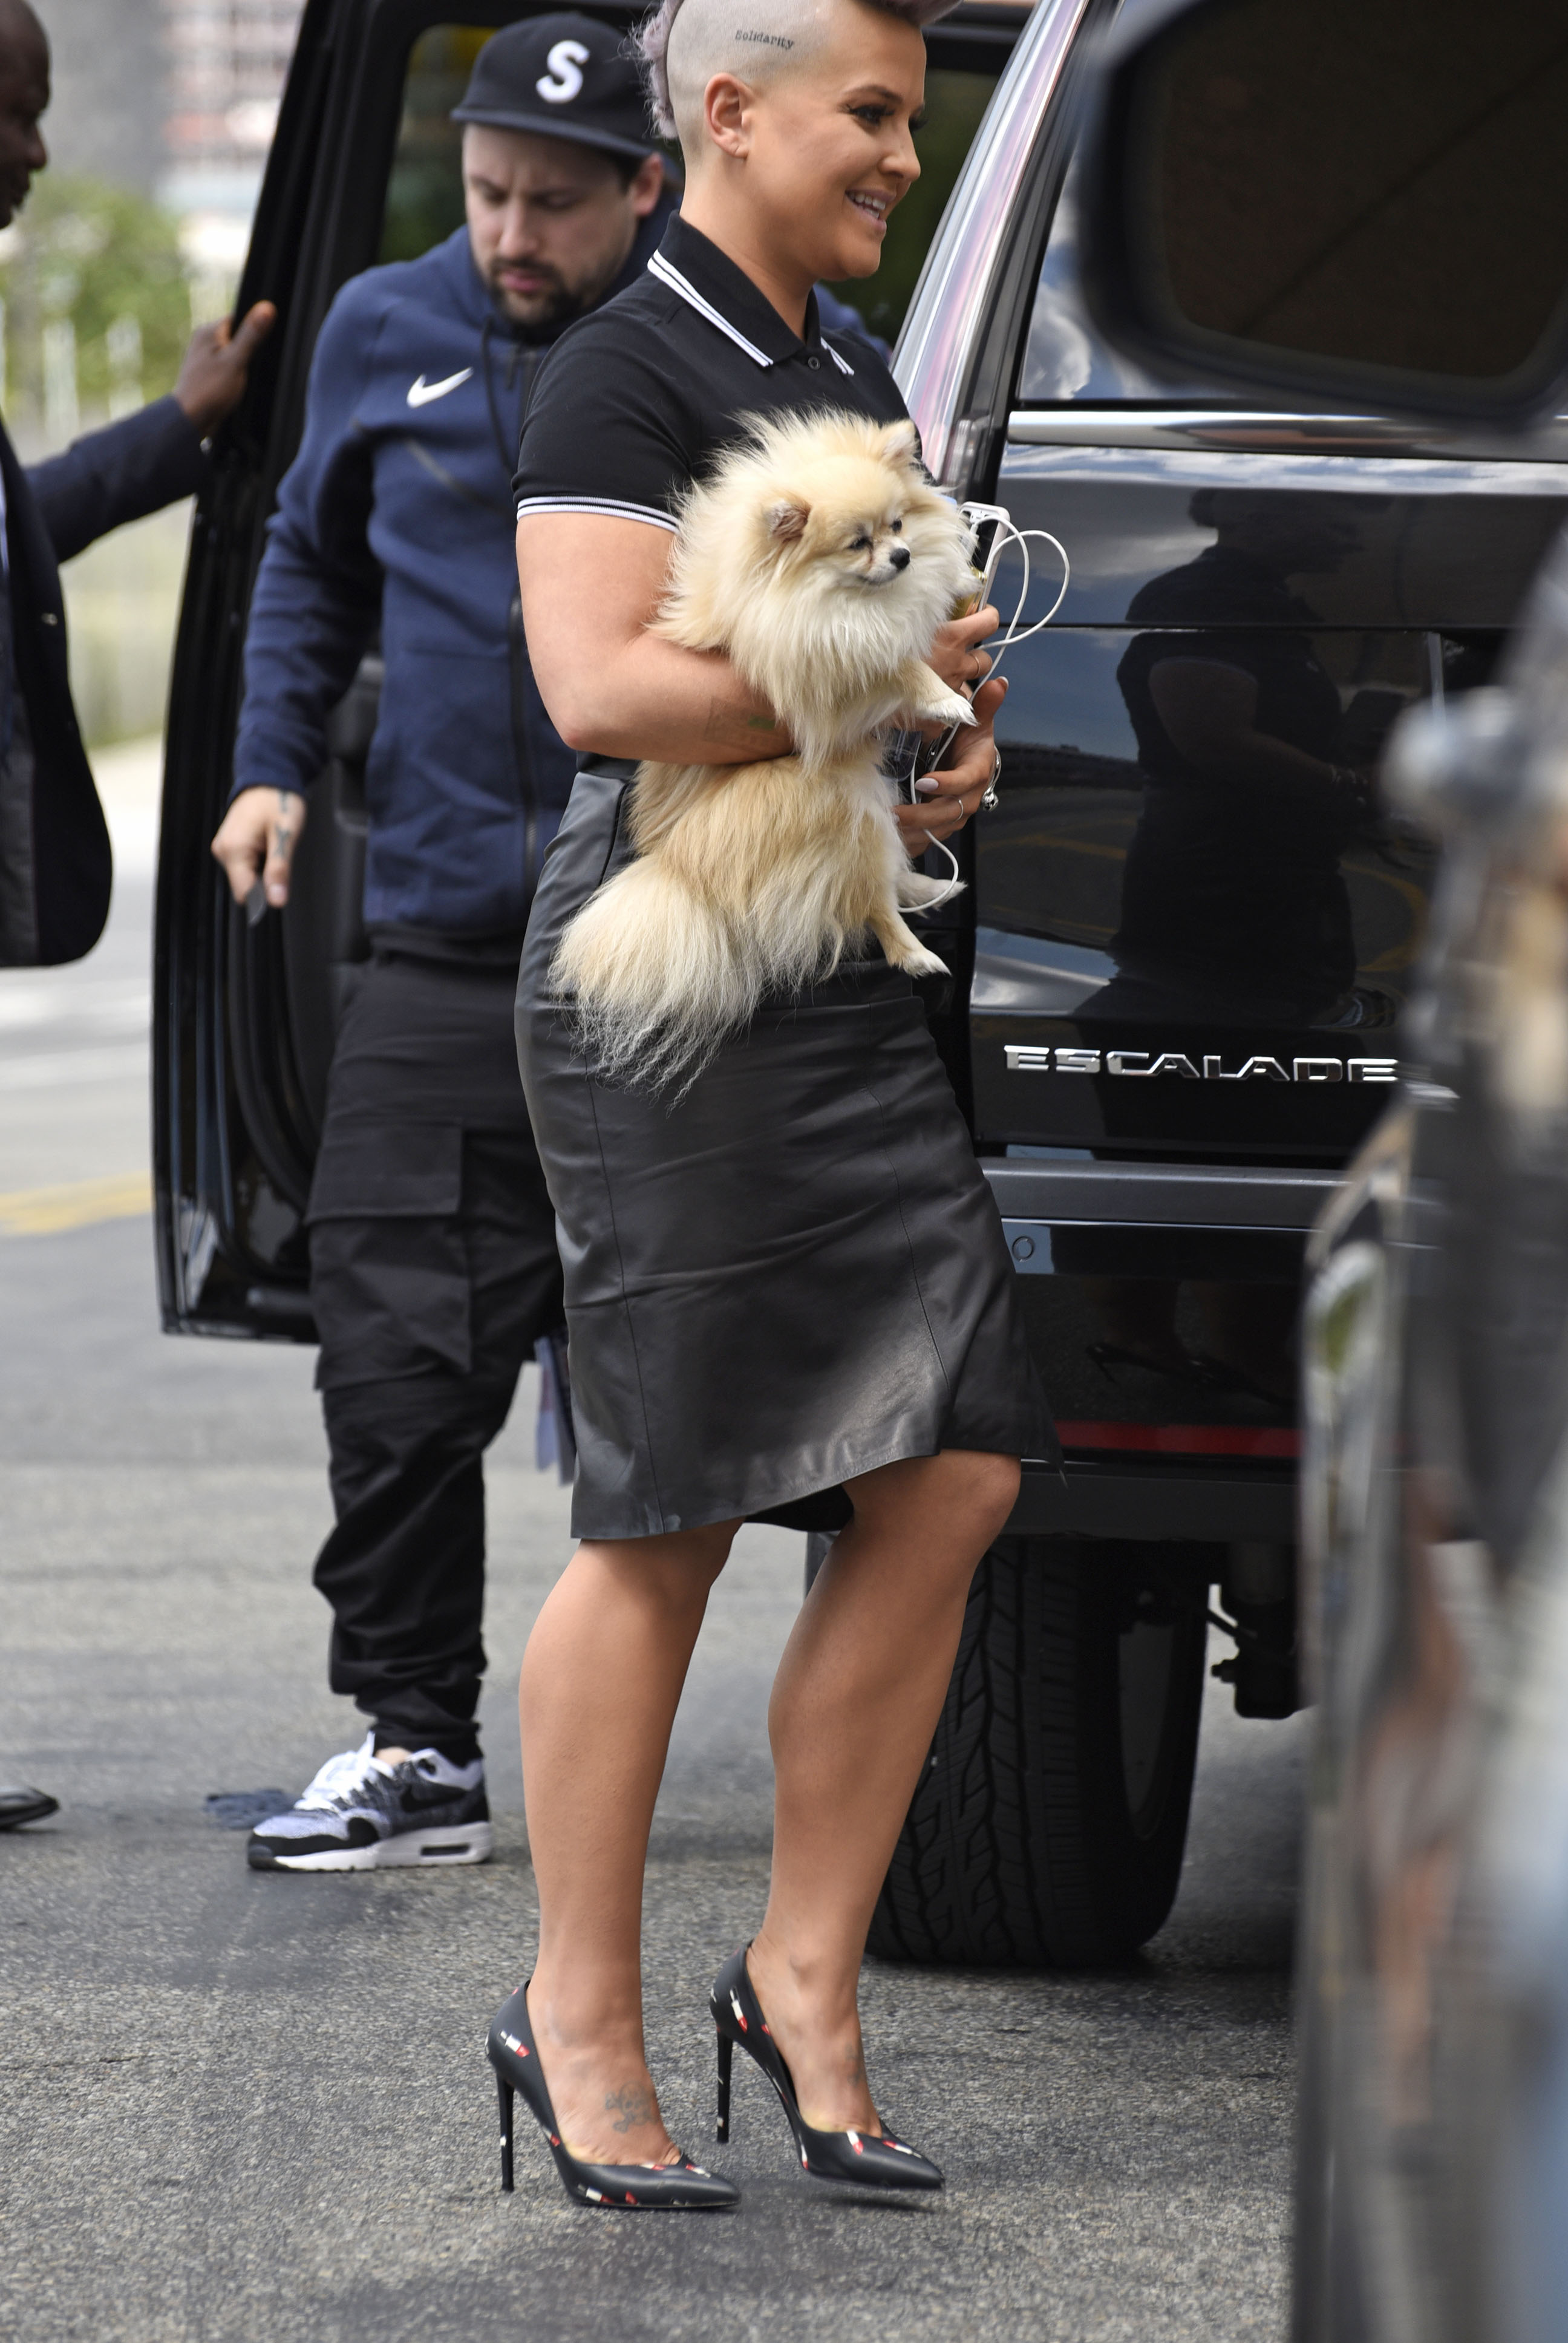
232,201,674,936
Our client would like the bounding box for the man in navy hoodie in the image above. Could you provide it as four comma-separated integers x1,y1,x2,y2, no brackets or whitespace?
211,19,673,1872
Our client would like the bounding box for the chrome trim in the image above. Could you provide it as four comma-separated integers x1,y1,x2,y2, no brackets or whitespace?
1001,442,1568,498
895,0,1093,486
983,1159,1339,1229
1007,408,1568,462
1001,1044,1397,1083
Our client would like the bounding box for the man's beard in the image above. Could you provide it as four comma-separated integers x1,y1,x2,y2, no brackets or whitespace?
486,260,601,333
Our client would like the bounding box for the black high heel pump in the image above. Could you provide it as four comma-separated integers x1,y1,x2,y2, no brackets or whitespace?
710,1946,943,2191
488,1982,739,2209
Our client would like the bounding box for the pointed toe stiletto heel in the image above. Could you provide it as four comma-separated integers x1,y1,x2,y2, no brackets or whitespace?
710,1946,943,2192
487,1981,740,2210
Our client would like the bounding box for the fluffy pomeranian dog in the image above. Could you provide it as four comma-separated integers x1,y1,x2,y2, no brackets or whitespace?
550,410,978,1090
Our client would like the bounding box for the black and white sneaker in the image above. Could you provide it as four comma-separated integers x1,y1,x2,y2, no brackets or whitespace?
246,1736,492,1872
0,1783,59,1830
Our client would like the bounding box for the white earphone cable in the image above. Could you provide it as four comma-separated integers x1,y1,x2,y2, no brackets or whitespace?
912,510,1070,907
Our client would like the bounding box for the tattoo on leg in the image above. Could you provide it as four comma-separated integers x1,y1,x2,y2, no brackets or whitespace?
605,2083,658,2134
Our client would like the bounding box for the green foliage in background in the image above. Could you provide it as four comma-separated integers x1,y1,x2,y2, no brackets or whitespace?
380,25,489,266
0,174,191,424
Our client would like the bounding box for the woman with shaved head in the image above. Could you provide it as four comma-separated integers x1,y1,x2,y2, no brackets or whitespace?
489,0,1051,2209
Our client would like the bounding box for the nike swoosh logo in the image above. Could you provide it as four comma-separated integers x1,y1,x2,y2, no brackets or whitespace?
407,368,473,408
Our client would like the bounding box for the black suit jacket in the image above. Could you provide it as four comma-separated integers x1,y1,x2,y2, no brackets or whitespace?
6,395,207,962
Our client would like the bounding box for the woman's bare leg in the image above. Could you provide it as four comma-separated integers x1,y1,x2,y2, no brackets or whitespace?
748,1449,1020,2131
520,1520,737,2163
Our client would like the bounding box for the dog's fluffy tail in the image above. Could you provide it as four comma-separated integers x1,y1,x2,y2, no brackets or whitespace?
549,860,762,1093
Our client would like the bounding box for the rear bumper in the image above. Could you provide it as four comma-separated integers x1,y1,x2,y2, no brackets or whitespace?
1008,1456,1296,1541
987,1158,1338,1544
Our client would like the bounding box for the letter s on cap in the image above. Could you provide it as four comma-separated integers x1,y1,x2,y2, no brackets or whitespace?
537,39,589,102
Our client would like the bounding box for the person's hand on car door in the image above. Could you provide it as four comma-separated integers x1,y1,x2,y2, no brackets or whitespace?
174,301,277,437
211,786,307,910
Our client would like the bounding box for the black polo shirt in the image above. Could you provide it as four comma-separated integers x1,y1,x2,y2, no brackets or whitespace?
513,212,908,532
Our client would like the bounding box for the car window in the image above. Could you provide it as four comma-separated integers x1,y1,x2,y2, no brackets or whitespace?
381,27,515,265
379,25,1004,347
1018,154,1234,405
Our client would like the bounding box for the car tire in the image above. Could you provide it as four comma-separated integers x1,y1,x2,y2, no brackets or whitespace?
861,1535,1208,1967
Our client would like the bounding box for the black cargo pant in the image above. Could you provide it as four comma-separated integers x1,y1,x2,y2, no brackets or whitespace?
305,943,563,1762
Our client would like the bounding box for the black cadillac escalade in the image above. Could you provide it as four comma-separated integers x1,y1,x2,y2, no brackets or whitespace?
152,0,1568,1967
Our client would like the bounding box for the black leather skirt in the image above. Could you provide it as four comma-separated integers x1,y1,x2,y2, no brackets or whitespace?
515,762,1054,1540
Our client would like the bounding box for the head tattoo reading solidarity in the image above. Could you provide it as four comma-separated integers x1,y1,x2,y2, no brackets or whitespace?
636,0,957,149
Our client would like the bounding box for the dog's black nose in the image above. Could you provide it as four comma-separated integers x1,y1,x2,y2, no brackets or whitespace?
889,545,911,571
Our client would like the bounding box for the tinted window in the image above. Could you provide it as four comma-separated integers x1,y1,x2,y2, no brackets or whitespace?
1019,154,1229,405
381,27,482,263
1149,0,1568,387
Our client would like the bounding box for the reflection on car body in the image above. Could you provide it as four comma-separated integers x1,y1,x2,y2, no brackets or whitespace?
1109,492,1385,1025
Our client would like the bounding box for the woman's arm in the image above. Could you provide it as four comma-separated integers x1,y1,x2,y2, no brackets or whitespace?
517,512,1002,770
518,512,789,763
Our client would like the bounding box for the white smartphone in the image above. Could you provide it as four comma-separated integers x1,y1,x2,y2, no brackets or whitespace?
962,501,1015,612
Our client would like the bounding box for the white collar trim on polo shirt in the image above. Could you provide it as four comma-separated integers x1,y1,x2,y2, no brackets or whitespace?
647,249,775,369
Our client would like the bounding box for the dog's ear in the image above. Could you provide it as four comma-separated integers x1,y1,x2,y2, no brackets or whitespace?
880,419,922,472
766,497,810,543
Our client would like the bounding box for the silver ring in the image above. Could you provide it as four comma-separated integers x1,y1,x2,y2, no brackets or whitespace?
980,748,1001,812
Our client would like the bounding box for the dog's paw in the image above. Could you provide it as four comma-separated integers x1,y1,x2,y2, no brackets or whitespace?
910,690,977,731
892,941,951,978
877,915,950,977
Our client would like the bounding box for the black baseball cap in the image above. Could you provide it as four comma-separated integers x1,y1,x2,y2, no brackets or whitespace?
452,13,658,161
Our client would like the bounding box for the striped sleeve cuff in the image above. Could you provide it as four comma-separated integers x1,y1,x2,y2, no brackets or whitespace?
514,495,679,531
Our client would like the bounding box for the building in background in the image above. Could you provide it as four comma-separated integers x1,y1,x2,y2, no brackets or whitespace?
33,0,164,195
34,0,305,300
160,0,305,301
11,0,307,444
13,1,306,743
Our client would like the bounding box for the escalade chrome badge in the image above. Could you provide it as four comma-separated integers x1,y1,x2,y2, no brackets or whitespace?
1003,1046,1397,1083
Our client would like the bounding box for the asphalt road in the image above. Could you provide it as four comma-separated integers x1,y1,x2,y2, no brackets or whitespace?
1,759,1303,2341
